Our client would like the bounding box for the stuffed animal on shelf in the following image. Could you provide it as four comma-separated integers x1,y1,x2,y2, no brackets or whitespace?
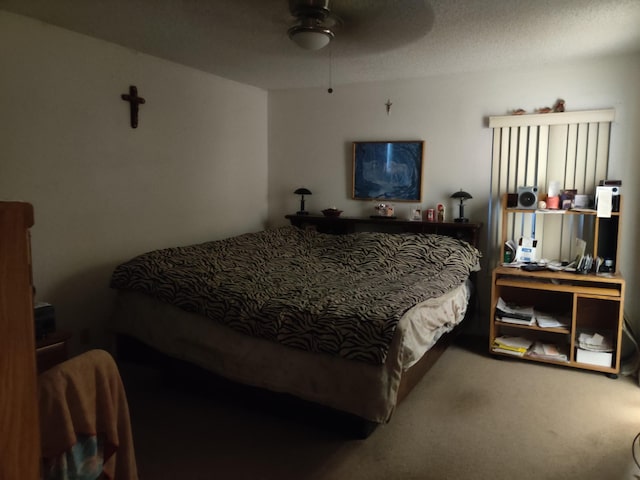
553,99,565,112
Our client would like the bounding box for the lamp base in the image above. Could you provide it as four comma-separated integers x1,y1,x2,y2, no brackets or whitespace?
454,217,469,223
296,211,309,215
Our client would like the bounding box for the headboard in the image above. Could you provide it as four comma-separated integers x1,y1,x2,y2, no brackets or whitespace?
285,214,482,248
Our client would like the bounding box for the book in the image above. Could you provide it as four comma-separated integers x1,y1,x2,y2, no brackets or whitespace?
534,311,570,328
493,336,533,356
503,239,517,264
492,347,526,357
496,315,535,326
536,209,567,214
527,342,568,362
494,335,533,349
493,343,527,354
496,298,534,321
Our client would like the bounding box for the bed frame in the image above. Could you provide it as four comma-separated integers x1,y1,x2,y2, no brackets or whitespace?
115,321,462,438
114,219,481,437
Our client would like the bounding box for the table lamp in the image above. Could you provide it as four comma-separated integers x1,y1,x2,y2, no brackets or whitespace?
294,187,312,215
450,189,472,223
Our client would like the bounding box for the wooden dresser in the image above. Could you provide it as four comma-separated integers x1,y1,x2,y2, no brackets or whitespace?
0,202,40,479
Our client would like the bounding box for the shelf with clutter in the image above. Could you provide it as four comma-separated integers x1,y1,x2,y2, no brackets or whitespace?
489,181,625,377
499,180,622,274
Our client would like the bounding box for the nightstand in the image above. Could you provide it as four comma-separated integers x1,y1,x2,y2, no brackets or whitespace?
36,330,71,373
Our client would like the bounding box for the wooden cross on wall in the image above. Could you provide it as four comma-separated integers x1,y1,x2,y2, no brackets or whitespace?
121,85,145,128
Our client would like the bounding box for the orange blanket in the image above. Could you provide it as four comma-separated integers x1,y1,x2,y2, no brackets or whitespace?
38,349,138,479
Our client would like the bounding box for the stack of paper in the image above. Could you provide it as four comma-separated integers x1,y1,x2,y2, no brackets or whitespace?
492,336,533,356
495,298,535,325
578,332,613,352
527,341,568,362
534,311,571,328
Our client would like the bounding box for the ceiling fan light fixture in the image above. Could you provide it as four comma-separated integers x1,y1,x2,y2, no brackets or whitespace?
288,25,334,50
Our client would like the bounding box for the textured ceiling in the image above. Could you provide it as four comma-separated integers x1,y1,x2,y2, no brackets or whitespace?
1,0,639,91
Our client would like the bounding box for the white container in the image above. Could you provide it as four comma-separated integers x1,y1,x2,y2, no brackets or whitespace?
576,348,612,367
515,246,538,263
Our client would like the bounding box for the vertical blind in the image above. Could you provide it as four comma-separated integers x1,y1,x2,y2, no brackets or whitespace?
488,109,615,266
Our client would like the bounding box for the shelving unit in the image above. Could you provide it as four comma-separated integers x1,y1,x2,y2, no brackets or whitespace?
490,194,625,376
497,194,622,272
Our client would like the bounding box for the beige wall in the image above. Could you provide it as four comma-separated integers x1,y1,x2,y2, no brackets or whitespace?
0,11,269,352
267,55,640,335
2,10,638,347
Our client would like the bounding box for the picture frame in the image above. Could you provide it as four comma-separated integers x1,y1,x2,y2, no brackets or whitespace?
352,141,424,201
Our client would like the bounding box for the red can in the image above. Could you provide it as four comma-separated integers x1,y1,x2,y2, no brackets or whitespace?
426,208,435,222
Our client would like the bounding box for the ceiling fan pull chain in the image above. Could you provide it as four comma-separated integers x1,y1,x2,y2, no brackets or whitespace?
327,46,334,94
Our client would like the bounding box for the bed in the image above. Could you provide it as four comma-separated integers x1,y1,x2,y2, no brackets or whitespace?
109,225,481,431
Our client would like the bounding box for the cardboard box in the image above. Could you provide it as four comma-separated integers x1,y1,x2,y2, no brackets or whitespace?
576,348,612,368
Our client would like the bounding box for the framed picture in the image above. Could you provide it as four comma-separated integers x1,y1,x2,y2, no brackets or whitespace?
352,141,424,201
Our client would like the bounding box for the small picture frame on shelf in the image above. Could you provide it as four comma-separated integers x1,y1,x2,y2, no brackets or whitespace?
561,189,577,210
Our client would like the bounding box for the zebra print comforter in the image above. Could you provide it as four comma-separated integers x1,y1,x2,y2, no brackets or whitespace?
110,226,481,365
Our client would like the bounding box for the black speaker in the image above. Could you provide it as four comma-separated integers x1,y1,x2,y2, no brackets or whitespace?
517,186,538,209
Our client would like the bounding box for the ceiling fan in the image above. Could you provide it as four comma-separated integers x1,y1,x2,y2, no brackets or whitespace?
286,0,435,53
287,0,341,50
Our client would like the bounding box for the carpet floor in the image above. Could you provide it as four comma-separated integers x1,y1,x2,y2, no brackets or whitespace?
119,335,640,480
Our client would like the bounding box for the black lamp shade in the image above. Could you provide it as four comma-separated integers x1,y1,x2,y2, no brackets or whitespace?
450,189,472,222
450,190,472,201
294,187,312,215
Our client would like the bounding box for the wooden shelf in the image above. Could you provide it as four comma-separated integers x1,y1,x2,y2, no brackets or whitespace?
505,207,621,217
491,350,572,367
490,194,625,376
494,320,570,335
493,265,623,283
495,277,622,297
488,109,615,128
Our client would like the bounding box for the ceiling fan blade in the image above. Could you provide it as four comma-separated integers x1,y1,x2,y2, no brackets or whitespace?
288,0,331,19
330,0,434,55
